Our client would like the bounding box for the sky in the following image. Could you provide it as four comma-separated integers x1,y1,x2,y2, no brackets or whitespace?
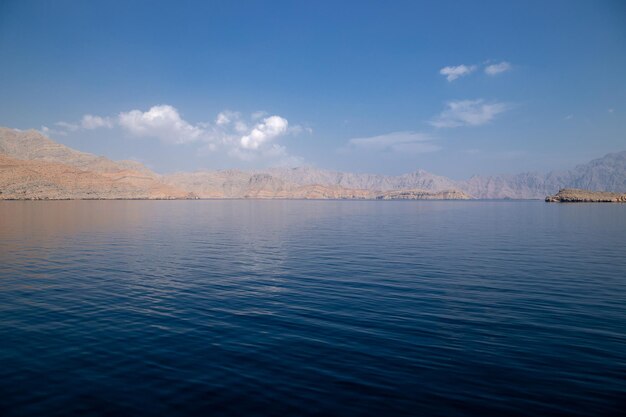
1,0,625,178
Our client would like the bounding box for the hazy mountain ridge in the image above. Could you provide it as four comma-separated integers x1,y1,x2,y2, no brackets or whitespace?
458,151,626,199
0,128,466,200
1,127,624,199
261,167,459,192
258,153,626,199
162,170,469,199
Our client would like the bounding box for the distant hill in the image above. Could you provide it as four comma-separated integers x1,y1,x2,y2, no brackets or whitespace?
1,126,624,199
261,166,459,192
458,151,626,199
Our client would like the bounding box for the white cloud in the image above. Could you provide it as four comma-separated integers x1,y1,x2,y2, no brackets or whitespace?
240,116,288,150
118,105,204,144
430,99,510,128
484,61,512,76
115,106,293,152
81,114,113,129
346,131,441,154
48,104,304,164
439,64,477,82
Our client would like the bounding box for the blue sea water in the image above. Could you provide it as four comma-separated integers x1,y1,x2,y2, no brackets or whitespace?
0,200,625,416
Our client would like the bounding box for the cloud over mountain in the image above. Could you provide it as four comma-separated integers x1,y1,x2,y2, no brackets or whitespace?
118,105,204,144
47,105,304,165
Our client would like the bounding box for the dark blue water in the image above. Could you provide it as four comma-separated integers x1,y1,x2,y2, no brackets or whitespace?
1,200,625,416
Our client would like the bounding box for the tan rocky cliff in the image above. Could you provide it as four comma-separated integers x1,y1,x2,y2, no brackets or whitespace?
0,127,156,175
0,154,194,200
0,128,195,199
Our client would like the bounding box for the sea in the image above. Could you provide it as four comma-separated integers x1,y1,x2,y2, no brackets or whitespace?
0,200,625,416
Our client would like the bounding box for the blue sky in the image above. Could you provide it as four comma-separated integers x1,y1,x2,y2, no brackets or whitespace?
1,0,625,178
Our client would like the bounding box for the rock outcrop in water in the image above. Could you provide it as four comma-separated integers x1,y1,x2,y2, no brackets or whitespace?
545,188,626,203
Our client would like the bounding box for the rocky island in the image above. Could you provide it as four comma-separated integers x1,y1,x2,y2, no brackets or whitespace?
546,188,626,203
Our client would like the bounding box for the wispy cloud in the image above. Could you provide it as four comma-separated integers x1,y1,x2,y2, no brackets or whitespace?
344,131,441,154
440,61,513,81
50,115,116,134
484,61,512,76
251,110,268,120
81,115,114,129
439,64,477,82
54,121,80,131
431,99,510,128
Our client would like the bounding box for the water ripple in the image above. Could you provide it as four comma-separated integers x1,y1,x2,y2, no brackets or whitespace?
0,200,625,416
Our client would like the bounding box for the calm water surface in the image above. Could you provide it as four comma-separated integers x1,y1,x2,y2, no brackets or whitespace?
0,200,625,416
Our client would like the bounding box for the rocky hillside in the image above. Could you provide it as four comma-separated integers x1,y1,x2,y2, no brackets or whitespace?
0,154,193,200
0,128,194,199
0,127,155,175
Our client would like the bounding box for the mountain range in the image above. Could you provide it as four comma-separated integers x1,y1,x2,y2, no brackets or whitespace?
1,127,624,200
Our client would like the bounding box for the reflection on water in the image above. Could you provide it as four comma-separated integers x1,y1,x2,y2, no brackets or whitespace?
1,200,625,416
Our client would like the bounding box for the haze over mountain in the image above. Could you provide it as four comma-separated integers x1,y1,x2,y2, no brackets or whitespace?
1,127,624,200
